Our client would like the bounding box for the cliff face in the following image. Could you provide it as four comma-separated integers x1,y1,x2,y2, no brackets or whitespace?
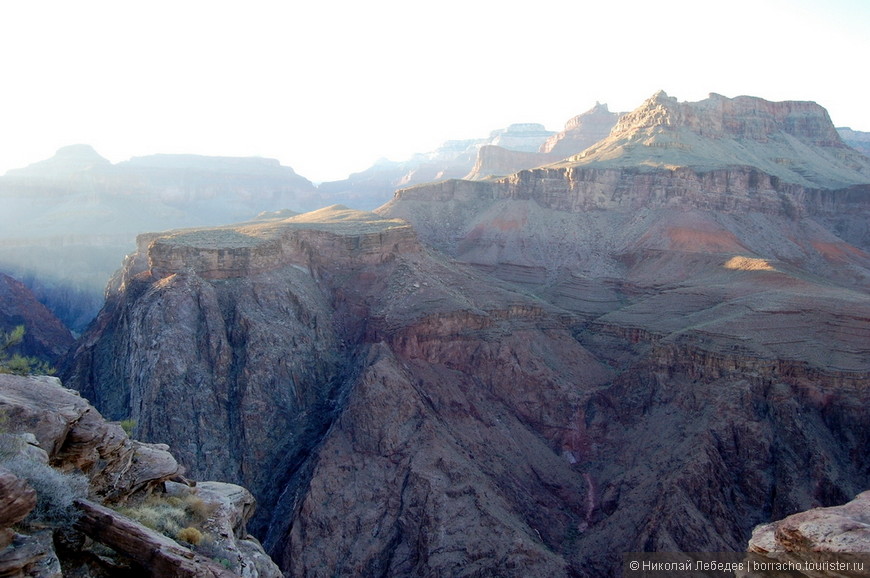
373,93,870,572
556,92,870,190
64,94,870,576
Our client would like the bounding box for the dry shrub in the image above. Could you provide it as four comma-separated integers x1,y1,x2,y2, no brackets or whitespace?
176,526,203,546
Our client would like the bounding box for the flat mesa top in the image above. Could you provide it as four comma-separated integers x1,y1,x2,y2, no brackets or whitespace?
152,205,411,249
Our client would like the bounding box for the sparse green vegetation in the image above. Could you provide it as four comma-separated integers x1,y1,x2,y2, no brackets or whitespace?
2,408,89,529
119,419,137,436
0,325,56,376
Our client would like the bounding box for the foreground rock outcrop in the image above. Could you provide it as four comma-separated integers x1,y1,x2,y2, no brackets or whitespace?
749,490,870,555
742,491,870,577
0,373,280,577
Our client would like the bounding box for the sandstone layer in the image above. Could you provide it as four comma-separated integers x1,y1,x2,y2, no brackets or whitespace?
743,491,870,577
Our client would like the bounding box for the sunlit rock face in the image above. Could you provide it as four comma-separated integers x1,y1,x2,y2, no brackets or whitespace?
65,93,870,576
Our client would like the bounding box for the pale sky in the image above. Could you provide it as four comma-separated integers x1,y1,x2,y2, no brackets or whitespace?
1,0,868,183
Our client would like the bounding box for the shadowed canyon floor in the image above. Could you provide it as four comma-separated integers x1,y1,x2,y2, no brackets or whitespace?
62,93,870,576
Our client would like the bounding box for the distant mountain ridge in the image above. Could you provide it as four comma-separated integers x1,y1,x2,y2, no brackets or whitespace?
317,122,560,207
1,93,868,333
0,148,322,330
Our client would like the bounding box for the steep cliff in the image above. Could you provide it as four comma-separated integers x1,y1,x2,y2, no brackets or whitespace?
374,93,870,571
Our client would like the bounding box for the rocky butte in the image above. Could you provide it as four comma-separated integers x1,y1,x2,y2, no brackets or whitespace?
63,92,870,576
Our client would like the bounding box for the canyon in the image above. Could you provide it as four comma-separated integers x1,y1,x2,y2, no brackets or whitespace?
54,92,870,576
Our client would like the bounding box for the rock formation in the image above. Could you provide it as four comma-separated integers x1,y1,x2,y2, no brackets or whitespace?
744,491,870,577
749,490,870,555
539,102,620,158
487,123,555,152
0,373,280,577
63,93,870,576
462,103,624,182
463,144,557,181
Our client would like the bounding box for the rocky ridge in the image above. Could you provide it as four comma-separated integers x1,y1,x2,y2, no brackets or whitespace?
539,102,621,158
463,104,623,181
0,372,280,577
319,122,559,206
743,491,870,577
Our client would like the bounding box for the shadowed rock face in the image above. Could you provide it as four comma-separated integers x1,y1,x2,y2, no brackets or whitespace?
64,94,870,576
